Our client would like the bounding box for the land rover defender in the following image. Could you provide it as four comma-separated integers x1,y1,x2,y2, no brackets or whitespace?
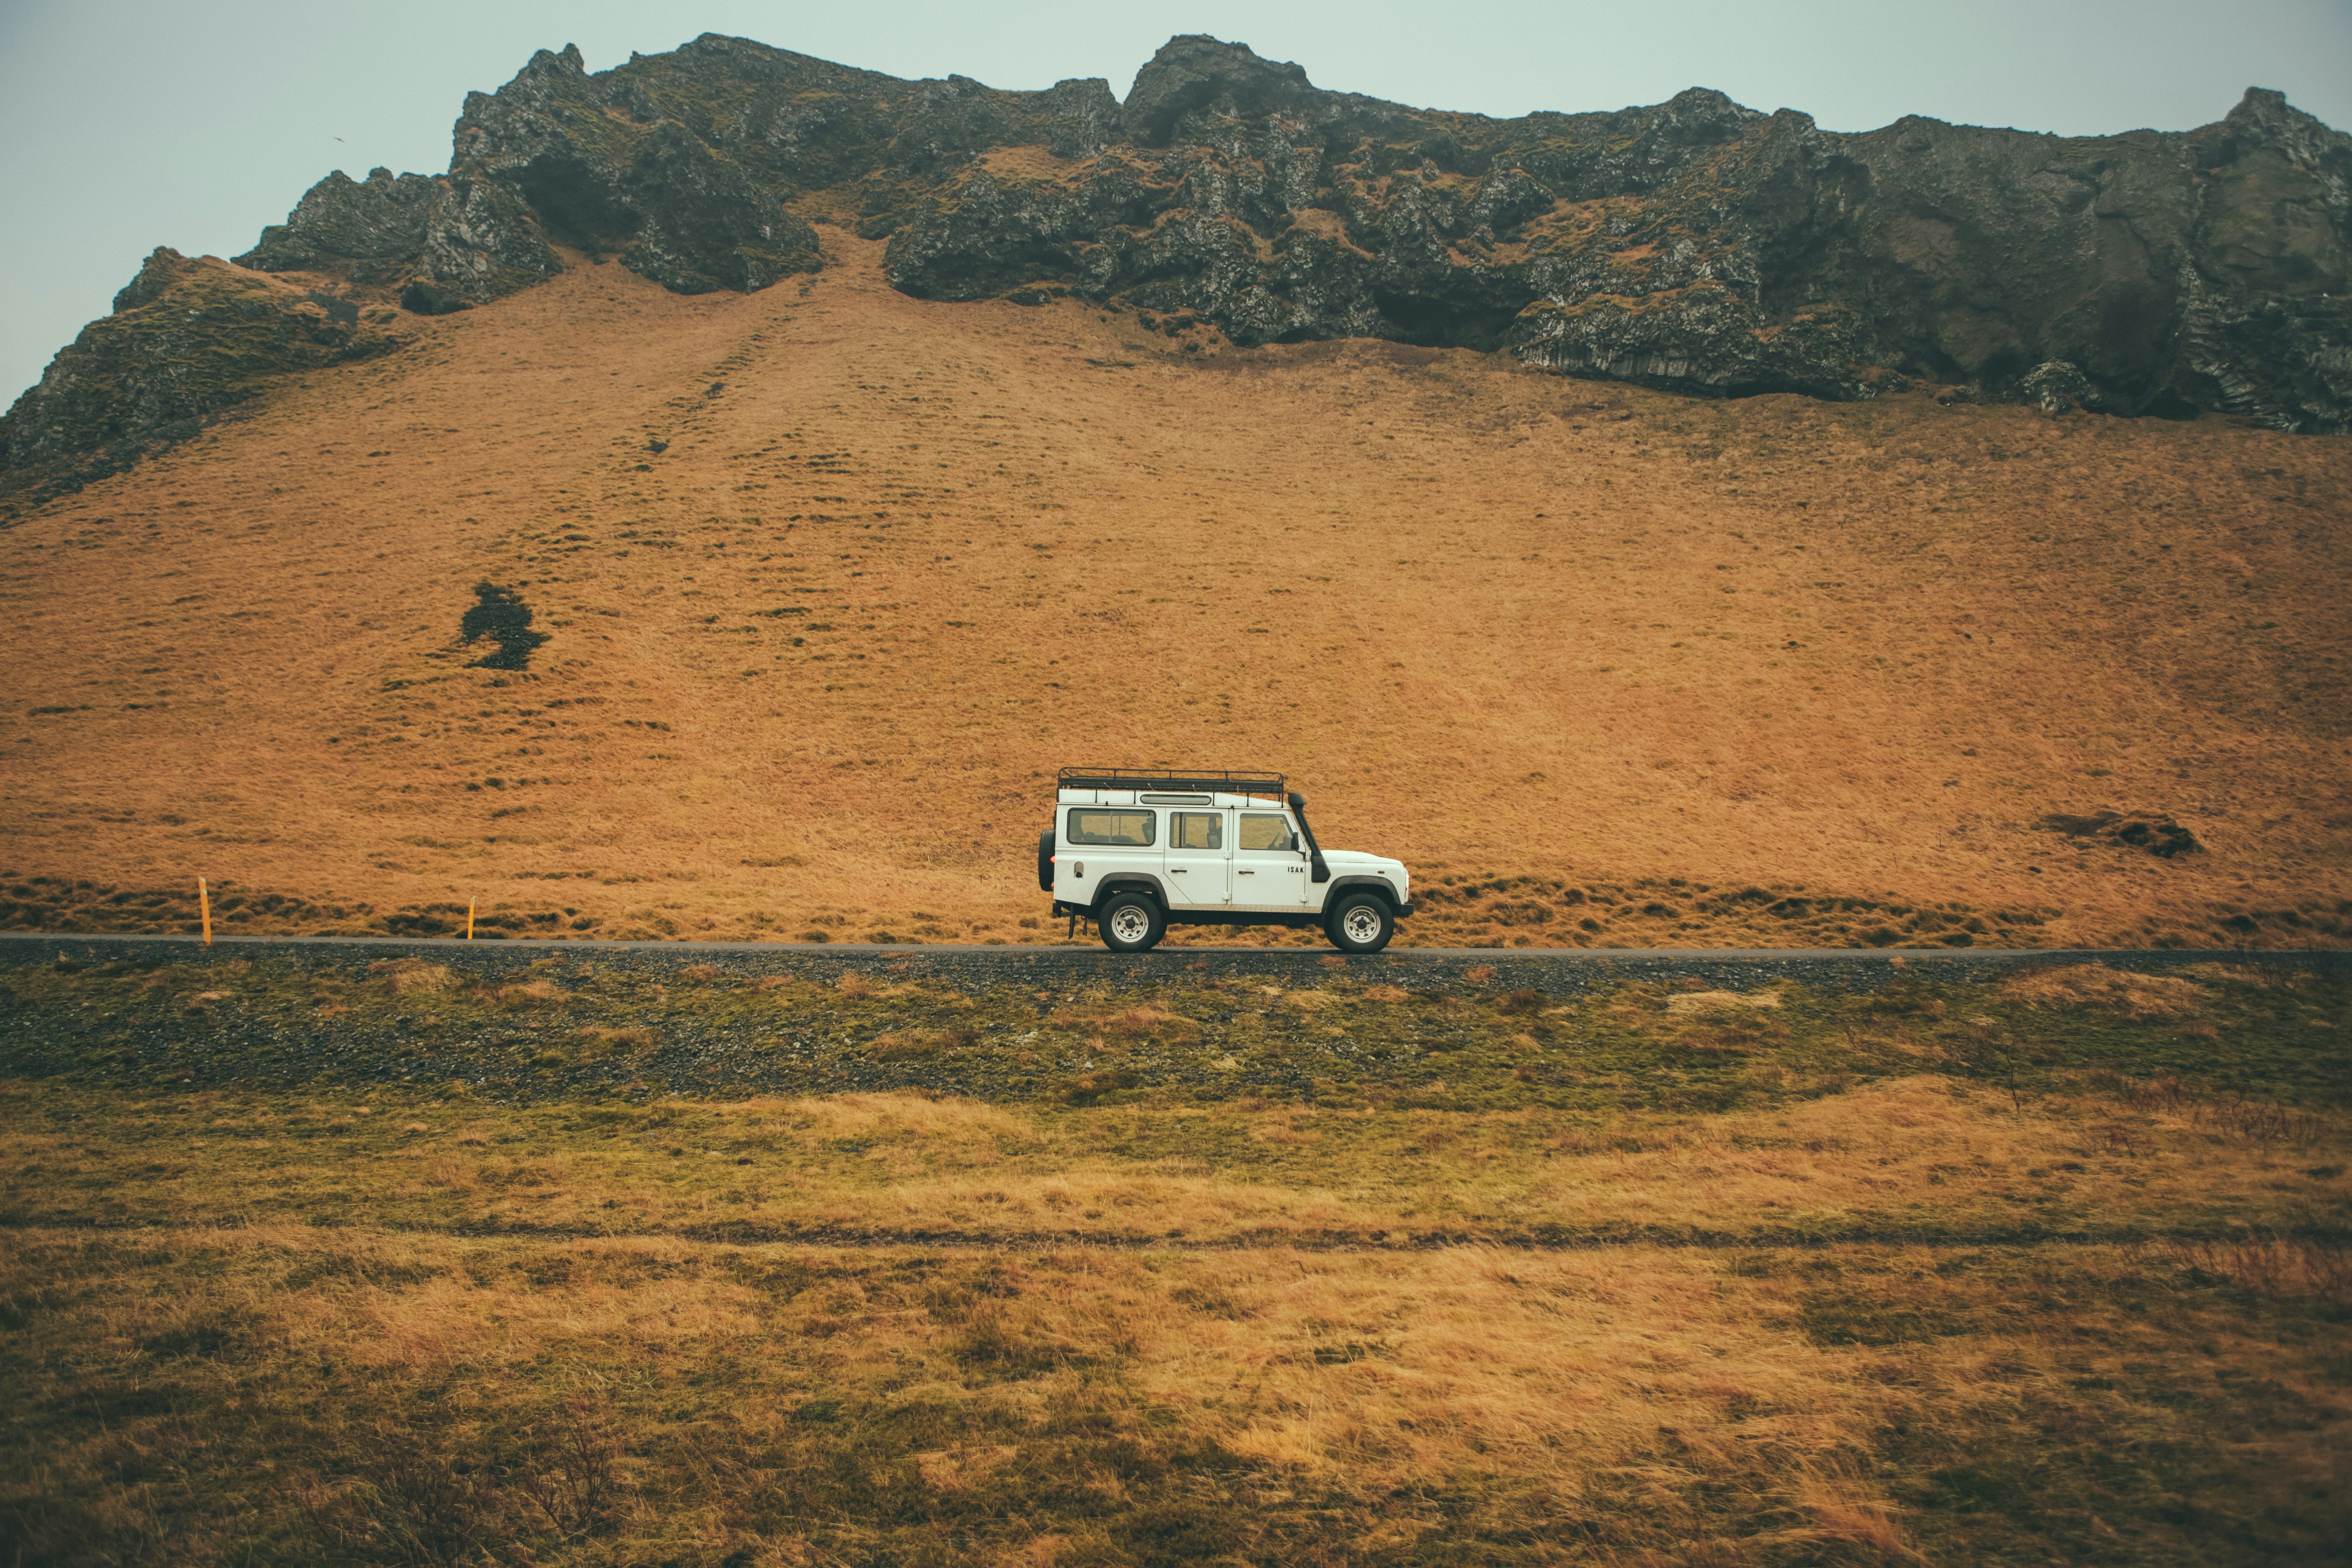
1036,767,1414,954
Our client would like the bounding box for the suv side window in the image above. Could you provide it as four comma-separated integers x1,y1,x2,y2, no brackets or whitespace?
1171,812,1223,850
1237,813,1294,851
1066,808,1156,846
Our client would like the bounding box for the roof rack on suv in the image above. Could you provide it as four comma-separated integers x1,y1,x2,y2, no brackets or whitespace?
1058,766,1288,800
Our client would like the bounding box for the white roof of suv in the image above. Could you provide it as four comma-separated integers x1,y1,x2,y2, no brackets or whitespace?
1059,788,1294,809
1055,767,1289,811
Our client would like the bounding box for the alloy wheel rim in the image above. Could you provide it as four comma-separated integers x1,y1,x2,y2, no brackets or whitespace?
1343,906,1382,943
1111,907,1150,942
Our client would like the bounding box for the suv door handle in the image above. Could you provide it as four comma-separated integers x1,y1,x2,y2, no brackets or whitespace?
1170,868,1187,873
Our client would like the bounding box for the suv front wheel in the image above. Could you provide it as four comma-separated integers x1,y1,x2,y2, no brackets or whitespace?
1326,892,1394,955
1097,891,1166,954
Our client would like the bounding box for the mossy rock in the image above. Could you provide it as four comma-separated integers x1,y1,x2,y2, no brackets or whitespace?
1,249,398,506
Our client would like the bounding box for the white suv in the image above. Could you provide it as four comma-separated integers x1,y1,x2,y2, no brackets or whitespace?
1036,768,1415,953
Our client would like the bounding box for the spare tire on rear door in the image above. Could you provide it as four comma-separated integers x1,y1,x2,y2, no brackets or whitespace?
1036,830,1055,892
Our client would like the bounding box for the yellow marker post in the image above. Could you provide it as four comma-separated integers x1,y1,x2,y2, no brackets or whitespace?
198,877,212,946
466,900,476,940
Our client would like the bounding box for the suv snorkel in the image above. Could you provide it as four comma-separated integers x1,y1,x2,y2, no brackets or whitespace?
1287,791,1331,884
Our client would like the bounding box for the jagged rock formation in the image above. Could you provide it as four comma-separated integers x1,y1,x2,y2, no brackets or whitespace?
0,249,399,495
883,40,2350,432
232,38,1114,308
6,33,2347,504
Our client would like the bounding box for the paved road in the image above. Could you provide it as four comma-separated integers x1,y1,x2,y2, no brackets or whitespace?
3,931,2341,995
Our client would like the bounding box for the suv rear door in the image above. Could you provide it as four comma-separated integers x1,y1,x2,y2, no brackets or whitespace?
1162,809,1232,908
1060,804,1160,903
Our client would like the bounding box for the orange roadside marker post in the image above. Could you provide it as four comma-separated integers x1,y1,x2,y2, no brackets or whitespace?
198,877,212,946
466,900,476,940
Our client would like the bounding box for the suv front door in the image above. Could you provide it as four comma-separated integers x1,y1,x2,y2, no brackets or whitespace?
1163,810,1232,909
1236,809,1309,907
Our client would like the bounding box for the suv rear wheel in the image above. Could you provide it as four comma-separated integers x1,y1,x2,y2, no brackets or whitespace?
1326,892,1394,954
1097,891,1166,954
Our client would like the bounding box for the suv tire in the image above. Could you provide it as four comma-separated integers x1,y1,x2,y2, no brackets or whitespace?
1097,891,1166,954
1036,830,1055,893
1326,891,1394,954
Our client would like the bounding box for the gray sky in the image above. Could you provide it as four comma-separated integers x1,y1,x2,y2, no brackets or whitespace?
6,0,2349,405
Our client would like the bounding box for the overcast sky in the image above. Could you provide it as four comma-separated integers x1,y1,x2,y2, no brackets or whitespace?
5,0,2349,404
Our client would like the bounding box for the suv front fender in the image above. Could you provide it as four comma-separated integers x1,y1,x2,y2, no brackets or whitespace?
1324,874,1412,917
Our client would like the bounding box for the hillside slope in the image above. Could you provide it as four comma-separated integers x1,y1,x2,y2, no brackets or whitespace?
1,233,2346,948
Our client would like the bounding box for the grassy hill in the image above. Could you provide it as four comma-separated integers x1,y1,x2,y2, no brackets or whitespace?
2,233,2346,949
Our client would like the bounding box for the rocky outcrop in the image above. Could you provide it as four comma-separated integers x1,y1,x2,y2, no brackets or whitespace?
234,44,809,303
2021,361,2101,415
230,37,1124,308
8,33,2349,505
885,46,2350,431
0,250,398,506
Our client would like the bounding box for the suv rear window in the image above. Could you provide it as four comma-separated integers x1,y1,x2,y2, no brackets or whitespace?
1066,808,1156,847
1171,812,1223,850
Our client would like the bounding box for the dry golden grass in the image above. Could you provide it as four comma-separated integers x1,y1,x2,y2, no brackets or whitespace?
2000,962,2206,1017
368,958,453,993
3,1075,2348,1563
0,229,2346,949
2,954,2346,1561
7,1072,2343,1250
1664,987,1784,1014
